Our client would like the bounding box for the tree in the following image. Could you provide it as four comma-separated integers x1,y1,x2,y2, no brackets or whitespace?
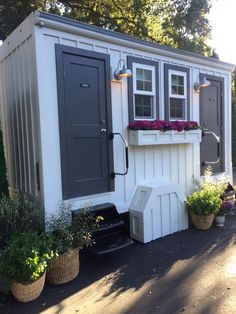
0,0,60,40
0,0,213,55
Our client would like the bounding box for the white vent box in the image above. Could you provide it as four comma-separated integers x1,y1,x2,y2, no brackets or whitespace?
129,180,187,243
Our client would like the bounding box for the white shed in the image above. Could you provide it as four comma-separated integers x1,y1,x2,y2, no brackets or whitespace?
0,11,233,240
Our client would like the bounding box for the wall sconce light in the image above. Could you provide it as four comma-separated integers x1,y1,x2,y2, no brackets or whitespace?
194,77,211,92
114,59,132,80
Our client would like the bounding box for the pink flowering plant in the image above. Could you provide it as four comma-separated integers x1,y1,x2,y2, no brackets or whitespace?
217,201,232,216
128,120,199,132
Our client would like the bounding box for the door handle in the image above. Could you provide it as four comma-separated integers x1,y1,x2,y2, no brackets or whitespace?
110,132,129,178
201,130,220,166
101,128,107,133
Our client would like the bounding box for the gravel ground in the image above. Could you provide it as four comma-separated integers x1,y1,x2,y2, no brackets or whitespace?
2,216,236,314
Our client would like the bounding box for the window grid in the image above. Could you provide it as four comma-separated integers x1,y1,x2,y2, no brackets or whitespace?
133,63,156,120
168,70,187,120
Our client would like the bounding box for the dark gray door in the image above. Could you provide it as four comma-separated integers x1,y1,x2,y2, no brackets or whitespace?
200,75,224,174
56,45,114,199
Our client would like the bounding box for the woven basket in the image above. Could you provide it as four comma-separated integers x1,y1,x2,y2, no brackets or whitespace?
11,272,46,303
190,212,214,230
46,248,79,285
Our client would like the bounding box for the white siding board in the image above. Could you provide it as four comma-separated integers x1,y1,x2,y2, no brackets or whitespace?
94,46,108,54
61,38,77,47
78,42,93,50
161,194,171,236
0,14,232,218
170,193,179,233
35,32,62,213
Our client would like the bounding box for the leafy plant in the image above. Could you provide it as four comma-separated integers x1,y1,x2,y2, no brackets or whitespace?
46,203,100,255
217,201,232,216
186,168,227,216
0,231,55,284
0,193,44,247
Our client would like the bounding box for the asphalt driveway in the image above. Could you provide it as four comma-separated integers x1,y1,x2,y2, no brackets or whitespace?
2,216,236,314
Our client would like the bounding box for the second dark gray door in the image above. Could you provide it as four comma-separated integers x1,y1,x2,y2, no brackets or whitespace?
200,75,224,174
56,45,114,199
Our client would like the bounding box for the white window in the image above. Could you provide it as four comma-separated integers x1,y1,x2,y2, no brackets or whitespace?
168,70,187,120
133,63,156,120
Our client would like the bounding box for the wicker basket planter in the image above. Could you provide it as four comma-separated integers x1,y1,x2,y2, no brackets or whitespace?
10,272,46,303
46,248,79,285
190,212,214,230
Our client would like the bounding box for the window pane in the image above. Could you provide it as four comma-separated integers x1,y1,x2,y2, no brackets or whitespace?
172,86,177,94
136,68,152,91
172,75,178,85
177,86,184,95
178,76,184,86
144,81,152,91
135,95,153,118
171,74,185,95
144,69,152,81
137,80,144,90
136,68,143,80
170,98,185,119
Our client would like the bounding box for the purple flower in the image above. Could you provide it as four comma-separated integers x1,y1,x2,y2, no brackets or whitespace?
128,120,199,131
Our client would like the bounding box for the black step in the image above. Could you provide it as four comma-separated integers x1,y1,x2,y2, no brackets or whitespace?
90,232,134,255
73,203,133,255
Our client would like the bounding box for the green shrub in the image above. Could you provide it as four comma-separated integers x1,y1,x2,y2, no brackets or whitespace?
0,129,8,199
0,193,44,246
186,169,227,216
0,231,55,284
46,203,99,255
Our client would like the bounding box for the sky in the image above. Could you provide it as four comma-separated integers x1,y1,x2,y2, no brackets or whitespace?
209,0,236,64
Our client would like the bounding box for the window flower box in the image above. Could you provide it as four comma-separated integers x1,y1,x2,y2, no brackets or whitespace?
128,129,202,146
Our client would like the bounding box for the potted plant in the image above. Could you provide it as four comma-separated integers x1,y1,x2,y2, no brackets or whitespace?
186,171,227,230
215,201,232,227
0,193,44,247
46,203,99,285
0,231,54,302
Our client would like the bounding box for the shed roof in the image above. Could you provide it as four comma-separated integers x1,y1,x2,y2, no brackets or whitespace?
35,11,234,72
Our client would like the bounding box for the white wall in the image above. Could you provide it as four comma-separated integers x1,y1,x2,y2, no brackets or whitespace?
0,15,41,197
32,24,232,216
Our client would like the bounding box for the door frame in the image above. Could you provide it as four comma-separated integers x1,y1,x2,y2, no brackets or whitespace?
199,73,225,174
55,44,114,199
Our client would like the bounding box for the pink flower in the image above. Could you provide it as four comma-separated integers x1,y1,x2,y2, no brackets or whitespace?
128,120,199,131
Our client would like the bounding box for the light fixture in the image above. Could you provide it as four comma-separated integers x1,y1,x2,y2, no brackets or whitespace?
114,59,132,80
194,77,211,92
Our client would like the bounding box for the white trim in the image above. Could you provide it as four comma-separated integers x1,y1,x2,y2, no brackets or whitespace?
132,63,156,120
168,69,187,120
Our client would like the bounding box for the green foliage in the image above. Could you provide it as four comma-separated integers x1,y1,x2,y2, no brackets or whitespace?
46,203,99,255
0,231,55,284
186,168,227,215
0,129,8,199
0,0,213,56
0,193,44,247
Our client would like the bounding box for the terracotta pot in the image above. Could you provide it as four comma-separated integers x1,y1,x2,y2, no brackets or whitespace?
190,212,214,230
11,272,46,303
46,248,79,285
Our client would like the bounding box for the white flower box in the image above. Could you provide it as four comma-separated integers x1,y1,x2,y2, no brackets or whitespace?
128,129,202,146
